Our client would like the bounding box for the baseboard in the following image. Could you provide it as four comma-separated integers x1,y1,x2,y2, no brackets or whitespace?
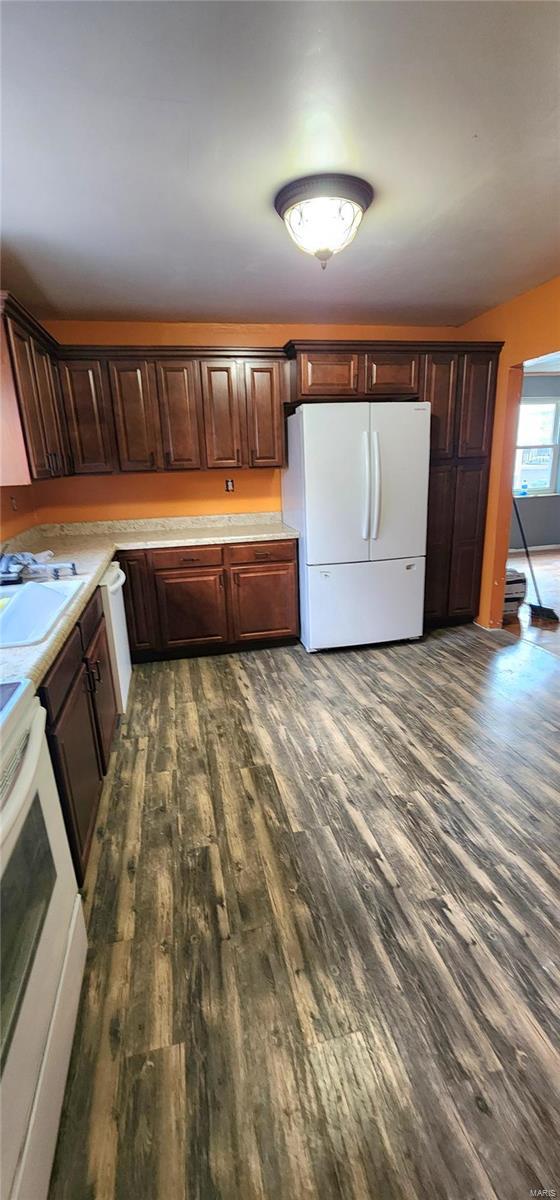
508,544,560,554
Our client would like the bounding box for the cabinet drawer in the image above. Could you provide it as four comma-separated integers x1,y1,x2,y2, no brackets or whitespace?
151,545,223,570
77,588,103,653
39,625,84,725
225,539,297,565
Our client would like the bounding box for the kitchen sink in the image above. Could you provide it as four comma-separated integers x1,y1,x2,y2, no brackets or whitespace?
0,578,85,648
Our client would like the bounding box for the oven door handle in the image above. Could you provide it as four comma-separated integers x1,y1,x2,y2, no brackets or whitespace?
0,703,47,844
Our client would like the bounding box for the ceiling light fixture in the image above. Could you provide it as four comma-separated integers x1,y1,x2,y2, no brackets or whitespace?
274,173,374,270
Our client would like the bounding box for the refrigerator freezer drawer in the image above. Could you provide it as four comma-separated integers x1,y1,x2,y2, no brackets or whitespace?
305,558,425,650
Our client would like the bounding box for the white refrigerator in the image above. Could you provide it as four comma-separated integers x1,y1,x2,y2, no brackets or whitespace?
282,400,431,651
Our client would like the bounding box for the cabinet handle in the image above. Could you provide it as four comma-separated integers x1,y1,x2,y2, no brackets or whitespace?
46,451,55,475
219,574,225,589
255,551,272,559
182,555,199,563
149,451,155,468
93,660,102,683
234,573,240,587
84,669,96,694
235,447,241,465
164,450,172,468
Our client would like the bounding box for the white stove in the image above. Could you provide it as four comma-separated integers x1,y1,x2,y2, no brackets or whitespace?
0,677,87,1200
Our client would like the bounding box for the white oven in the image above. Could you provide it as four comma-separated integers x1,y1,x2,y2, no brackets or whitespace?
0,681,87,1200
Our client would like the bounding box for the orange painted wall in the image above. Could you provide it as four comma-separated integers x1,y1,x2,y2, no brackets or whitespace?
0,484,37,540
458,275,560,628
31,469,281,524
44,319,459,347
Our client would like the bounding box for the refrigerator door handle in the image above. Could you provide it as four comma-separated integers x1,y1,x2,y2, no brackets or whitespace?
371,431,381,540
361,431,371,540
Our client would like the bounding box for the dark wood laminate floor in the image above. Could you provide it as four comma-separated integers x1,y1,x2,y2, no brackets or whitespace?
49,625,560,1200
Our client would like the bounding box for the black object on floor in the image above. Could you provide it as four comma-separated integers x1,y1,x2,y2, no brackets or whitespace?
512,497,559,622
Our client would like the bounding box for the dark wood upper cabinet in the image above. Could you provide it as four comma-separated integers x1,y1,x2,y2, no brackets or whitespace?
244,361,285,467
120,550,157,652
85,616,118,773
448,464,488,617
229,561,298,641
5,319,51,478
457,351,495,459
422,351,459,460
109,359,162,472
298,351,362,397
155,359,204,470
30,342,66,475
155,567,228,648
200,361,243,468
59,359,115,474
365,350,420,395
424,465,456,622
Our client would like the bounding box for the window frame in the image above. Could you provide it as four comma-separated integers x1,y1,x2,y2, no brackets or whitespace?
514,395,560,497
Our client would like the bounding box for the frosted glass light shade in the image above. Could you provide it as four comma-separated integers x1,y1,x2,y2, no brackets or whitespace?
274,174,373,269
284,196,363,265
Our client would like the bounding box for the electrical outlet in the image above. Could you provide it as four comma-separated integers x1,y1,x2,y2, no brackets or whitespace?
225,479,234,492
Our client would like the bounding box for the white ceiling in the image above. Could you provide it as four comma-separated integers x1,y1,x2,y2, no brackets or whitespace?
524,351,560,372
2,1,560,325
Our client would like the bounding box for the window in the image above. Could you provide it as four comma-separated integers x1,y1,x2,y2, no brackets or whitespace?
513,397,560,495
0,794,56,1072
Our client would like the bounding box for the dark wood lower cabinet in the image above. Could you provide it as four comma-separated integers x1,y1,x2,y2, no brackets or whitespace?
40,589,118,884
424,466,456,622
448,463,489,617
85,616,118,772
155,567,228,648
230,561,298,641
122,540,299,657
121,550,158,652
46,662,103,884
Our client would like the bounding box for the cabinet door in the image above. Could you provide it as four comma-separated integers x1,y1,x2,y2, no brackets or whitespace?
156,360,204,470
200,361,243,468
448,464,488,618
423,352,458,460
48,662,103,884
155,568,228,648
457,352,496,458
5,319,50,478
121,551,157,653
230,561,298,641
30,342,66,475
59,360,115,474
424,466,456,621
109,360,162,471
85,616,118,773
365,350,420,395
298,351,362,397
244,361,285,467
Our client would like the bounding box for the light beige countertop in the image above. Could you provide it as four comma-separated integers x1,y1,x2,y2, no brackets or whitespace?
1,513,298,686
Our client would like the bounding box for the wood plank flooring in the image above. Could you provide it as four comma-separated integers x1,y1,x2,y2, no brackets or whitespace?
506,550,560,658
49,625,560,1200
